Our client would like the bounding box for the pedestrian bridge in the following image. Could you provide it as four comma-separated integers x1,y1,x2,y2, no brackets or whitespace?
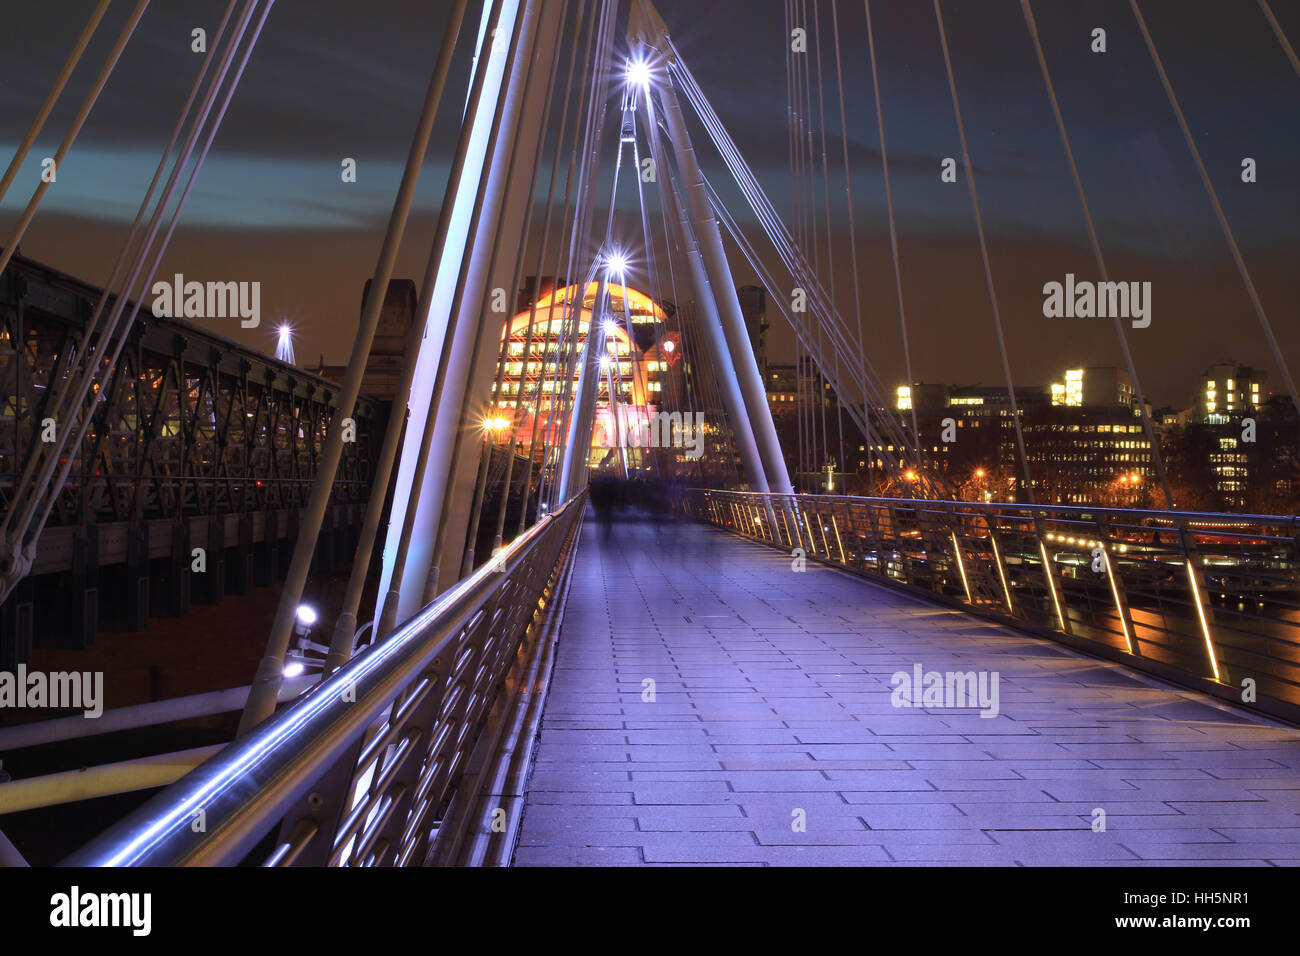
58,494,1300,867
515,513,1300,866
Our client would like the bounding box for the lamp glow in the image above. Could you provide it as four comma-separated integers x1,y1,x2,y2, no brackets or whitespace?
626,58,651,89
275,324,296,365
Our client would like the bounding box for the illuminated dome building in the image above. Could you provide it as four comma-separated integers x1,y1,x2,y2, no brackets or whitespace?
487,280,681,470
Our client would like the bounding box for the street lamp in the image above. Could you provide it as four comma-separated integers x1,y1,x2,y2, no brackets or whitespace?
626,58,652,90
284,604,320,677
605,250,628,278
275,324,296,365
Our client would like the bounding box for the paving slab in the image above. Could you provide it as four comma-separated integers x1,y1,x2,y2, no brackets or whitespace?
514,513,1300,866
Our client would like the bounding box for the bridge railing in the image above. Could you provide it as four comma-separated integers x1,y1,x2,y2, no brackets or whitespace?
694,490,1300,723
63,494,585,867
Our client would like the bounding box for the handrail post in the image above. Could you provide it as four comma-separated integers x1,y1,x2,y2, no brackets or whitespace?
1097,513,1140,657
1176,526,1223,683
1032,512,1072,635
984,511,1015,614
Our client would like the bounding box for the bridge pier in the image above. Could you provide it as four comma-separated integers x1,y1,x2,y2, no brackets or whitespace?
100,523,150,632
312,508,339,573
193,520,226,606
253,536,278,588
34,528,99,650
150,524,191,619
0,579,34,670
227,516,255,596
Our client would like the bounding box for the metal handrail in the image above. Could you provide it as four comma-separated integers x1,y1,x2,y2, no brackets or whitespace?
696,489,1300,723
63,494,585,867
723,489,1300,530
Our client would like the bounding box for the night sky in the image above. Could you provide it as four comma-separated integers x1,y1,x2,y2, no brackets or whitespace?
2,0,1297,411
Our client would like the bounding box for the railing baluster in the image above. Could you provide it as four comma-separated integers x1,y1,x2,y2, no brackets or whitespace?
688,489,1296,722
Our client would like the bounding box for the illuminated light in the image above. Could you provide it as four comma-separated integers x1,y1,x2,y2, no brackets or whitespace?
275,324,296,365
606,251,628,277
1185,563,1222,681
905,470,918,482
1099,547,1134,654
989,533,1014,613
296,605,318,627
283,660,306,678
604,319,619,337
1038,540,1067,631
662,339,675,353
626,57,652,89
831,515,846,562
951,531,973,604
599,356,611,370
974,468,985,478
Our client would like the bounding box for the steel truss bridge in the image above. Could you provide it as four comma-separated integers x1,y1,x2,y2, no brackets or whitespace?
0,0,1296,867
0,255,381,668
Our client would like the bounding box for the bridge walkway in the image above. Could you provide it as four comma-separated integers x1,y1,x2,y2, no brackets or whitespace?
514,511,1300,866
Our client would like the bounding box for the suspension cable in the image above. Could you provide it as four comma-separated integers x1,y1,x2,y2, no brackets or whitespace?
1020,0,1174,510
811,1,845,489
0,0,151,282
933,0,1036,503
829,2,871,490
460,0,571,575
1130,0,1300,417
0,0,112,206
864,0,925,486
526,0,604,523
1259,0,1300,76
499,0,591,541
